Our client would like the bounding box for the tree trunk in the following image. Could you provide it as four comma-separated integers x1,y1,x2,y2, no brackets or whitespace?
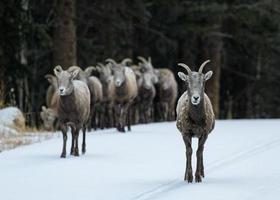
203,35,223,118
53,0,77,69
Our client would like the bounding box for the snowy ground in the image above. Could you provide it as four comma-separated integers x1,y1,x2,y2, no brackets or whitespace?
0,120,280,200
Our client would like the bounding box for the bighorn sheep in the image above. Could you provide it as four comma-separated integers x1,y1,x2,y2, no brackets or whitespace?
136,56,158,123
67,66,103,130
45,74,57,108
95,62,115,128
176,60,215,182
154,68,178,121
54,66,90,158
41,74,59,131
106,58,138,132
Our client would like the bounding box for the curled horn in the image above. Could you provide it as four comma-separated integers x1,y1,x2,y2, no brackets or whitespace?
121,58,132,65
105,58,118,66
198,60,210,73
97,62,105,68
85,66,95,71
85,66,96,76
178,63,192,75
137,56,148,64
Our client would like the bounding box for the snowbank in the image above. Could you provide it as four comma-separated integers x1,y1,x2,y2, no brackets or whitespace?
0,106,25,132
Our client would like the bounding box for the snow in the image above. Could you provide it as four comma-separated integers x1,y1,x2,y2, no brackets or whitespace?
0,107,23,127
0,120,280,200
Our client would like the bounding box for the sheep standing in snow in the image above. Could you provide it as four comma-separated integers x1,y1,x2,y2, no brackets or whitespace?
154,68,178,121
41,75,59,131
54,66,90,158
67,66,103,131
176,60,215,182
106,58,138,132
45,74,58,108
136,56,158,123
95,63,115,128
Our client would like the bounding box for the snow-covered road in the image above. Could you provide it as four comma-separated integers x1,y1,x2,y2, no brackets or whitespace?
1,120,280,200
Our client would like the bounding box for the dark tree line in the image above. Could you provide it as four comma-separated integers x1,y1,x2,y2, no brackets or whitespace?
0,0,280,127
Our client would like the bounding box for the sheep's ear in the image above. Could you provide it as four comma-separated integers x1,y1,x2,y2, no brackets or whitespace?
178,72,188,81
71,69,80,80
54,65,63,76
42,106,46,111
204,71,213,81
45,74,56,84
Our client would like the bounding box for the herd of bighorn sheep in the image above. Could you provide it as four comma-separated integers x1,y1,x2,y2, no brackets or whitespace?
40,57,215,183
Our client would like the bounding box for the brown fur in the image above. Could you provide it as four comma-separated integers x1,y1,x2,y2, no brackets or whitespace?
112,66,138,132
176,61,215,183
54,66,91,158
67,66,103,130
176,92,215,136
155,68,178,121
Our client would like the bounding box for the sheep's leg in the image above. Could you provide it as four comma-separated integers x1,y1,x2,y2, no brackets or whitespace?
67,123,76,155
115,104,122,132
127,104,132,131
70,130,75,155
92,105,97,130
119,105,126,133
195,135,208,182
144,103,148,123
149,102,154,122
123,102,131,132
183,135,193,182
82,125,86,154
108,104,114,128
60,124,67,158
74,127,80,156
100,104,105,129
163,103,168,121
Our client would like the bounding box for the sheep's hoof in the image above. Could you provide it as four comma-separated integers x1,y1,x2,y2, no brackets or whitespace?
74,149,79,156
60,152,66,158
118,127,125,133
70,149,74,155
201,170,205,178
184,173,193,183
195,174,202,183
82,148,86,154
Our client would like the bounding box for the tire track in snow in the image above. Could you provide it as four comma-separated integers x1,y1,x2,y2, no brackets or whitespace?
129,137,280,200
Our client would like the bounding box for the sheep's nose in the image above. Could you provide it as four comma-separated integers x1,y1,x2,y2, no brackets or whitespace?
193,95,199,101
115,80,121,86
59,87,65,94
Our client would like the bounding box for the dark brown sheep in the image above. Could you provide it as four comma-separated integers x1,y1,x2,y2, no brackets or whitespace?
176,60,215,182
54,66,90,158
